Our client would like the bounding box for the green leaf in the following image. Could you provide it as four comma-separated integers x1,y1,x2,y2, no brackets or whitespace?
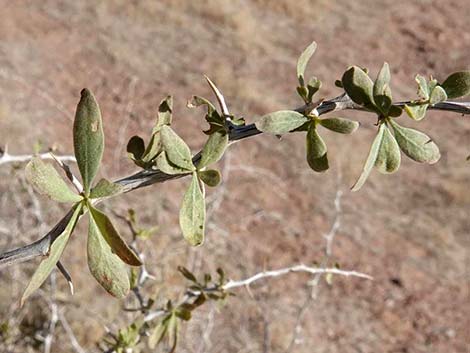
160,126,195,171
341,66,375,108
389,120,440,164
126,136,145,162
155,152,190,175
375,125,401,174
198,169,221,187
306,124,329,172
429,86,447,105
441,71,470,99
351,124,385,191
179,172,205,246
255,111,309,134
25,157,82,203
21,204,82,305
198,131,228,169
89,178,124,199
87,212,130,298
296,41,317,85
73,88,104,195
89,206,142,266
404,104,428,121
319,117,359,134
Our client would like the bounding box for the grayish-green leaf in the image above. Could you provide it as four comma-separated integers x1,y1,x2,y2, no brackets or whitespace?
306,124,329,172
389,120,440,164
373,63,391,99
296,41,317,85
373,63,392,115
351,124,385,191
89,178,124,199
404,104,428,121
89,206,142,266
429,86,447,105
73,88,104,195
198,169,221,187
25,157,82,203
21,204,82,305
319,117,359,134
160,126,195,171
198,131,228,169
87,211,130,298
375,125,401,174
155,152,190,175
179,172,205,246
307,77,322,101
441,71,470,99
415,74,430,99
255,111,309,134
341,66,375,107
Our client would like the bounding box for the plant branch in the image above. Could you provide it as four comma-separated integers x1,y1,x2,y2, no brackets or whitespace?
1,94,469,269
0,148,76,166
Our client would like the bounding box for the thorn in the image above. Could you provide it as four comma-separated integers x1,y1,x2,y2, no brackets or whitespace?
204,75,230,117
57,261,74,295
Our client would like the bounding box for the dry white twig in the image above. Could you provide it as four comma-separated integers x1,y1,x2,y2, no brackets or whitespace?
223,264,372,291
0,147,76,166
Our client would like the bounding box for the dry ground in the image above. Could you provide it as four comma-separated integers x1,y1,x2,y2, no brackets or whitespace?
0,1,469,352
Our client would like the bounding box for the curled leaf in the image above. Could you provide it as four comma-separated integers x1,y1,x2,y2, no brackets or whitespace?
255,111,309,134
126,136,145,162
25,157,82,203
73,88,104,195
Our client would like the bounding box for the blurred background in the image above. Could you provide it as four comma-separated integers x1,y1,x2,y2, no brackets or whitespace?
0,1,469,352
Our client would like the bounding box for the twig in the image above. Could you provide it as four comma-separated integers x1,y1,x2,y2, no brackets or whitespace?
204,75,230,117
0,94,469,269
222,264,372,290
58,311,87,353
0,147,76,166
